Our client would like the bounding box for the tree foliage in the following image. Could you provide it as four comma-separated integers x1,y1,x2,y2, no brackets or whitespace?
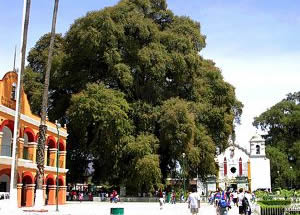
254,92,300,189
24,0,242,192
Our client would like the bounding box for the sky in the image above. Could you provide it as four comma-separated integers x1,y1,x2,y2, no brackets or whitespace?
0,0,299,148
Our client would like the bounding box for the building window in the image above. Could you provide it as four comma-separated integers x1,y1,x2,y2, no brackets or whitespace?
239,157,242,176
230,167,236,174
256,145,260,154
11,83,17,100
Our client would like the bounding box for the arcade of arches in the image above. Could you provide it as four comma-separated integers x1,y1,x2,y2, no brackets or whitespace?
0,71,68,207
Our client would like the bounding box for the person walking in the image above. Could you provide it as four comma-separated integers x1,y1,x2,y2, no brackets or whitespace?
237,188,245,215
159,189,165,210
187,187,201,215
167,191,171,203
180,192,185,203
214,188,222,215
218,189,231,215
244,191,252,215
171,191,176,204
79,192,83,203
232,190,238,207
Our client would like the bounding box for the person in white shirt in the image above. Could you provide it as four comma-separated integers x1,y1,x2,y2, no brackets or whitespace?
244,191,252,215
188,187,201,215
237,188,245,215
232,190,238,207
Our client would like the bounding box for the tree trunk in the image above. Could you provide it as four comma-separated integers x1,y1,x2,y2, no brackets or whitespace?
35,0,59,206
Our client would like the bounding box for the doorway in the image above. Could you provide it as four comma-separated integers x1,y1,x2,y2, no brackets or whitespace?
230,184,237,191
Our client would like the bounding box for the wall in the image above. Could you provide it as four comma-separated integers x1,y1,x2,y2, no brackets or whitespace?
250,157,271,191
217,145,249,179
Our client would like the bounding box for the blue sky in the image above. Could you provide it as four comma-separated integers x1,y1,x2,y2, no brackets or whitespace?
0,0,299,147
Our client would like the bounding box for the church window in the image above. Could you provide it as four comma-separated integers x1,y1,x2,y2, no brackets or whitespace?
230,167,236,174
239,157,242,176
224,157,227,176
256,145,260,154
11,83,17,100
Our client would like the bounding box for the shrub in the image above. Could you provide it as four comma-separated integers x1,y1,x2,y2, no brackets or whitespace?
258,200,291,207
255,190,273,200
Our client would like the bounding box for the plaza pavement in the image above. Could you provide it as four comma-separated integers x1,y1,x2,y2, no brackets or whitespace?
1,201,241,215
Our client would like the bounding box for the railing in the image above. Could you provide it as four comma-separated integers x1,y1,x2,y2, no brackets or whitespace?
23,150,34,161
0,145,11,157
285,205,300,215
257,204,300,215
47,158,64,168
48,158,55,167
260,207,285,215
59,160,64,168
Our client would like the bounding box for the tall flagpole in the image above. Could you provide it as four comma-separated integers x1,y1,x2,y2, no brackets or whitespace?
10,0,31,207
13,46,17,72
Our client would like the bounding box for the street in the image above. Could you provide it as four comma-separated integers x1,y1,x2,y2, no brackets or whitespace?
0,201,241,215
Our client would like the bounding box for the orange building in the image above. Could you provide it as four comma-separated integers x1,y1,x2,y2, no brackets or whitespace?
0,71,68,207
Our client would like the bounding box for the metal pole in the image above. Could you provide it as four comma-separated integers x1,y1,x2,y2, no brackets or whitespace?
56,121,60,212
182,153,186,198
10,0,31,205
290,166,292,189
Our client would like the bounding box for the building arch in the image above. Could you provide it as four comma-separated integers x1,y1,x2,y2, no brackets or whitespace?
45,174,55,185
58,138,65,151
47,136,57,149
1,125,13,156
57,175,65,186
34,133,39,142
23,127,35,142
0,119,14,133
22,171,34,184
0,168,11,192
21,172,34,207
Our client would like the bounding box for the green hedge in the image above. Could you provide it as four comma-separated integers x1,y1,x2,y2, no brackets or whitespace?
258,200,291,206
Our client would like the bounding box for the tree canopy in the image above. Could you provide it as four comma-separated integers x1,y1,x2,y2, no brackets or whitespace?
254,92,300,189
24,0,242,193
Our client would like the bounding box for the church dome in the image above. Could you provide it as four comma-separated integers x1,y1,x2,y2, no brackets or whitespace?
250,134,264,142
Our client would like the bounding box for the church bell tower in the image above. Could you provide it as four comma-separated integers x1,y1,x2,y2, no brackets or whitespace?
250,134,265,157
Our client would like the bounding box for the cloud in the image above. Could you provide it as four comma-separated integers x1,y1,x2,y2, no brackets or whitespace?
203,53,300,147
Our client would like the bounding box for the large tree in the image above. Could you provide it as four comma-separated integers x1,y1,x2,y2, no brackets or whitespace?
24,0,242,192
253,92,300,189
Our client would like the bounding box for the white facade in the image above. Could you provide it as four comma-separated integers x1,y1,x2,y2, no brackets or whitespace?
198,134,271,194
249,135,271,191
216,142,250,191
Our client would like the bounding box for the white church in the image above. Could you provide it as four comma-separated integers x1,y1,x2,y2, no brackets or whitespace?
197,134,271,193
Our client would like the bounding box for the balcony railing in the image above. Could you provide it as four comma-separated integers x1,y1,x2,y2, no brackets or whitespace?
23,150,34,161
48,158,55,166
59,160,64,168
47,158,64,168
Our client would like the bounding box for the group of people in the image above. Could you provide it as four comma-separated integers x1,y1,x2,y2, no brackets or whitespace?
158,187,200,213
158,187,255,215
67,190,93,202
209,187,254,215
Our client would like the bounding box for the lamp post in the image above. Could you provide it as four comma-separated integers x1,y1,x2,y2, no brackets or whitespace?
55,121,61,212
182,153,186,197
288,155,294,190
277,170,280,188
289,166,293,189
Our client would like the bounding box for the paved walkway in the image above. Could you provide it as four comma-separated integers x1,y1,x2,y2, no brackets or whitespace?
1,201,241,215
